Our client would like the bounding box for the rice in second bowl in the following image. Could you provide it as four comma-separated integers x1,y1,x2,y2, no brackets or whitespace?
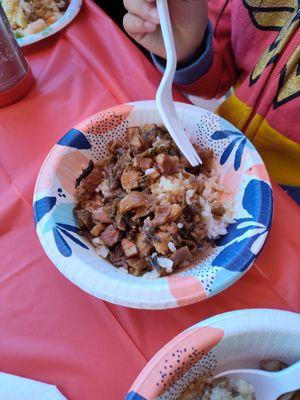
73,124,235,277
2,0,69,36
179,376,255,400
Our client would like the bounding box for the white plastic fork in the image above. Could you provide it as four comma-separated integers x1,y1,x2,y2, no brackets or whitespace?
156,0,202,166
215,361,300,399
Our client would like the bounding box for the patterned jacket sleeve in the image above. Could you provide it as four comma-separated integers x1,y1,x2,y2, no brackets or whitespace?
152,0,237,99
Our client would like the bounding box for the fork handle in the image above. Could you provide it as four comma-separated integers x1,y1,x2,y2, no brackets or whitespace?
275,361,300,396
156,0,177,80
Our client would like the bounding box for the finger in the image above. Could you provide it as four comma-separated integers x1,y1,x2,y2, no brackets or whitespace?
123,0,159,23
123,13,157,40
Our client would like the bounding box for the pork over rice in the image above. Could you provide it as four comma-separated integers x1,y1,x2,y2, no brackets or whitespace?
73,124,234,277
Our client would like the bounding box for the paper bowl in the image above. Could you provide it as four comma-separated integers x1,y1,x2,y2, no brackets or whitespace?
126,309,300,399
16,0,82,47
33,101,273,309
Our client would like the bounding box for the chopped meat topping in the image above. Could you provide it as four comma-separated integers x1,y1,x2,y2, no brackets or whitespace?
91,207,113,223
190,226,206,245
99,225,120,247
75,168,104,201
135,231,152,257
132,203,153,220
73,209,93,230
195,145,214,172
75,160,94,188
211,201,226,217
260,360,288,372
90,222,106,237
107,244,126,267
153,232,171,255
127,257,148,276
108,140,129,155
126,127,144,150
172,246,192,268
142,124,157,144
151,204,172,227
74,125,233,277
120,168,142,191
119,192,150,213
134,156,154,171
121,238,138,258
156,154,178,175
170,204,182,221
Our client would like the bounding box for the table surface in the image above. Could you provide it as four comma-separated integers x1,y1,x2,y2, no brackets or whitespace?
0,1,299,399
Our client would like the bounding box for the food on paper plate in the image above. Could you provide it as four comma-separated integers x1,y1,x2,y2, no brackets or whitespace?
179,375,255,400
2,0,68,37
179,359,300,400
74,124,235,277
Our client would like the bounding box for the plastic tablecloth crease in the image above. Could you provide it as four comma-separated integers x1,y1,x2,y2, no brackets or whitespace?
0,1,299,399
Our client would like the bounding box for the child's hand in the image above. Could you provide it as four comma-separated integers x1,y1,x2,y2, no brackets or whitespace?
123,0,208,63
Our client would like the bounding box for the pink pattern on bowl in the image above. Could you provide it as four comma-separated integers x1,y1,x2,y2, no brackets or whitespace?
167,275,207,307
56,150,90,194
130,326,224,399
76,104,134,135
246,164,270,181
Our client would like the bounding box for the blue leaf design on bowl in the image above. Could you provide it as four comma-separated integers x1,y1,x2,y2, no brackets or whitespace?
212,179,272,271
53,227,72,257
38,199,89,257
220,137,241,166
56,223,79,232
215,217,255,246
212,235,259,271
211,130,242,140
59,227,89,250
57,128,91,149
33,196,56,224
125,392,147,400
234,138,247,170
211,130,248,171
242,180,272,226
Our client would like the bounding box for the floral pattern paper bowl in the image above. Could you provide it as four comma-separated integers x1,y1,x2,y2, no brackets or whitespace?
125,309,300,399
15,0,82,47
33,100,273,309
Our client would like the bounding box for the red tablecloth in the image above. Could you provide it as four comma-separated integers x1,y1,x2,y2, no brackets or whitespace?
0,1,299,399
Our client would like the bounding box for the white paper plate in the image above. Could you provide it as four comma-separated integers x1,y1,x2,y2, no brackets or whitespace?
33,101,273,310
14,0,82,47
127,309,300,399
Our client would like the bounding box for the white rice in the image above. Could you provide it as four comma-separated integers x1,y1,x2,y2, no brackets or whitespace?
234,379,255,397
210,386,233,400
208,379,255,400
144,168,156,175
152,167,235,241
92,237,102,246
141,165,235,279
180,377,255,400
143,269,160,279
157,257,174,273
152,176,182,194
186,189,195,205
168,242,177,253
197,167,235,239
94,245,109,258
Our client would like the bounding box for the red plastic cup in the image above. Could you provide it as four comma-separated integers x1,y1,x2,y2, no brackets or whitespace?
0,3,34,107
